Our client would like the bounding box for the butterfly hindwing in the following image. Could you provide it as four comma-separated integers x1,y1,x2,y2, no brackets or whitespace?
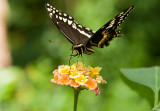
86,6,134,48
45,3,95,45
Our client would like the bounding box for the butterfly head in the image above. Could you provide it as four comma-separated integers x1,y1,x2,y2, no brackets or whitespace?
71,44,95,56
71,44,84,56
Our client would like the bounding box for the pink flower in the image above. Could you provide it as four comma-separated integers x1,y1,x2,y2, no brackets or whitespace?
95,87,100,96
53,69,59,75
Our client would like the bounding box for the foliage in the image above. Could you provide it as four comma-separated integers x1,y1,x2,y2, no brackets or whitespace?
121,66,160,110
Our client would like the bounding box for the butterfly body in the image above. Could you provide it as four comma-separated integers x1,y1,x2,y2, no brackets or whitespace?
72,44,94,56
45,3,134,57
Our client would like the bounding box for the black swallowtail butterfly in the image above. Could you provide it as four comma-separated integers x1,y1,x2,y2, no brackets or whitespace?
45,3,134,57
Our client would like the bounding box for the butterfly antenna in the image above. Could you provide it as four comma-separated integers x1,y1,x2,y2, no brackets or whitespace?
49,40,72,44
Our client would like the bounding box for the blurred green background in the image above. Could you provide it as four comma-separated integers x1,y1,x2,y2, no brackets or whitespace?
0,0,160,110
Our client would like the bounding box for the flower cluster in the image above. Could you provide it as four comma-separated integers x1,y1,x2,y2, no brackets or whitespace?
51,62,106,95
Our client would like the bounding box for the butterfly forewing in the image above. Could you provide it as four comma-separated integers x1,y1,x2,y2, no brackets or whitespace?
86,6,134,48
45,3,95,45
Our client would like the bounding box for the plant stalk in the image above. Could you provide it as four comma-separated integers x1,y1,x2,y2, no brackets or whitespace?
73,89,80,111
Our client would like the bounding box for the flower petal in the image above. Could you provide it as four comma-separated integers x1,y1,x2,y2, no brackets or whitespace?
85,77,97,90
53,69,59,75
51,73,59,83
58,65,70,75
58,74,69,85
69,70,78,78
95,87,100,96
69,79,80,88
74,75,88,85
93,67,102,74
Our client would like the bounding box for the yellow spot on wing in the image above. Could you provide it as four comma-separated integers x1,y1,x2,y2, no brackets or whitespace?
98,31,108,48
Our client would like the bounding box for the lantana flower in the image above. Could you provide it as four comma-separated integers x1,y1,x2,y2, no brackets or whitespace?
51,62,106,95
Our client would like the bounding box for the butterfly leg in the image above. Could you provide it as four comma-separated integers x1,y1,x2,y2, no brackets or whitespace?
68,56,71,66
70,53,79,57
68,50,80,65
68,54,79,66
77,54,81,58
68,50,74,65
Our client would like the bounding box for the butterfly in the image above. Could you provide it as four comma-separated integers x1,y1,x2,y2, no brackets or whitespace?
45,3,134,57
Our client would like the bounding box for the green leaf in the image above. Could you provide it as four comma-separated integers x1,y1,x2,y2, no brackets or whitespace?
120,66,160,109
120,66,160,93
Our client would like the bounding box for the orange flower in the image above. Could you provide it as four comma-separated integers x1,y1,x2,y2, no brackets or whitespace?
69,79,80,88
85,77,97,90
58,74,69,85
51,73,59,83
51,62,106,96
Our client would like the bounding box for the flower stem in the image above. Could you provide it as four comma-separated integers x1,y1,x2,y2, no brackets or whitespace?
73,89,80,111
